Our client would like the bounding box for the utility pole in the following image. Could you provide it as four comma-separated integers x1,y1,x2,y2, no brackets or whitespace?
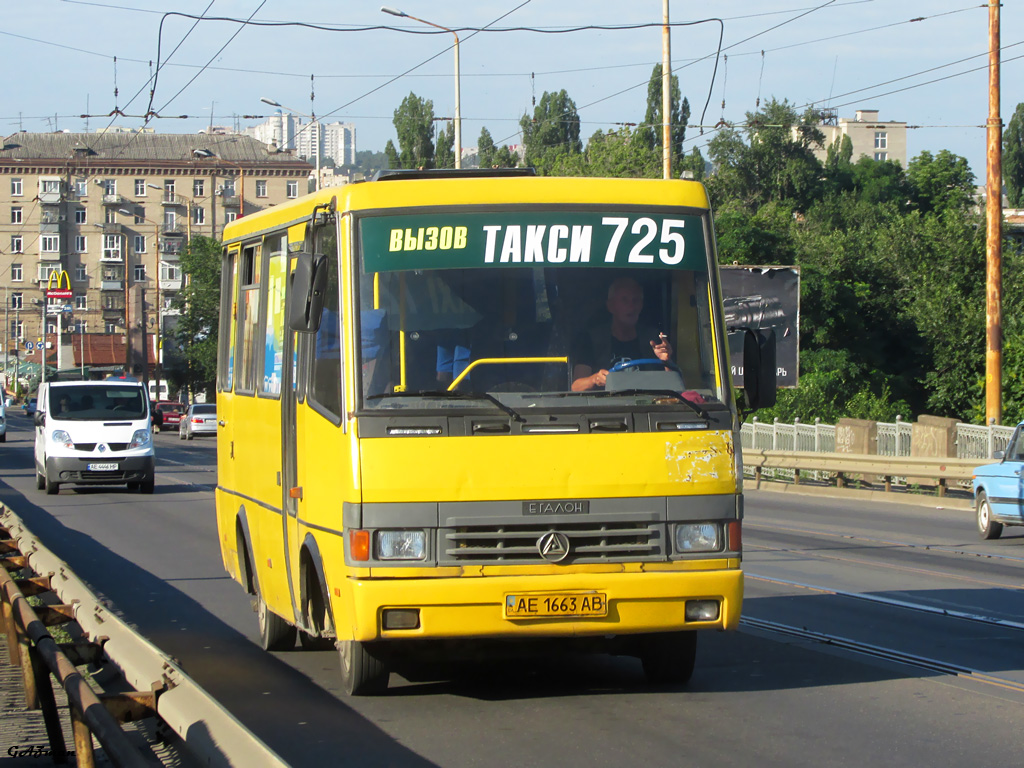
985,0,1002,424
662,0,672,180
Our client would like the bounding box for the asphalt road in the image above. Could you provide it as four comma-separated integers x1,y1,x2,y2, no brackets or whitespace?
2,411,1022,768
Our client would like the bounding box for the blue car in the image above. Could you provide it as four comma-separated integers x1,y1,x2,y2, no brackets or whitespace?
973,422,1024,539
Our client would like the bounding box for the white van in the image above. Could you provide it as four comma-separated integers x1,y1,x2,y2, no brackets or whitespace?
34,380,155,495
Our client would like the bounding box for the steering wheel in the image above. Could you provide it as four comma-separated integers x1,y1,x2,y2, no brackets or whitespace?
608,358,682,373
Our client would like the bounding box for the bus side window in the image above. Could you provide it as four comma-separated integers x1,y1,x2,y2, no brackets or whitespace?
310,227,343,420
234,243,262,393
261,235,288,397
218,248,238,392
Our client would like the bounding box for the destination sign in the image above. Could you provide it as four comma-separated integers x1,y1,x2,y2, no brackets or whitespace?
360,210,708,273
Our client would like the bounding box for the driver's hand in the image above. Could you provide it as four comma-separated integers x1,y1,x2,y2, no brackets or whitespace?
591,369,608,389
650,337,673,361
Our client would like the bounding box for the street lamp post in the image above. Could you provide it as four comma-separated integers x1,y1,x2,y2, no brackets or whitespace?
380,6,461,169
193,149,246,218
120,209,163,400
260,98,322,190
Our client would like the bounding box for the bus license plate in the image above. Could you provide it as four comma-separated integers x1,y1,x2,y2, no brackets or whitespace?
87,462,117,471
504,592,607,619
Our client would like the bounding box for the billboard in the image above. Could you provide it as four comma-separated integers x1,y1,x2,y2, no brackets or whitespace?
720,265,800,388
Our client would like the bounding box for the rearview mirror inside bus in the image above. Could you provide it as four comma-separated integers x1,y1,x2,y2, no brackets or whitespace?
288,251,327,333
743,328,777,411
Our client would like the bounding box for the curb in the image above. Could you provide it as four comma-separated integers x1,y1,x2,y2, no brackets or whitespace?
745,477,974,511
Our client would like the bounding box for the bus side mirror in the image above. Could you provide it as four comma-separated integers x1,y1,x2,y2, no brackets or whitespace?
743,329,777,411
34,412,45,428
288,251,328,333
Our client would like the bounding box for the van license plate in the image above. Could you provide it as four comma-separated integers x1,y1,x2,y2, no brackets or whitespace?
87,462,117,471
504,592,607,619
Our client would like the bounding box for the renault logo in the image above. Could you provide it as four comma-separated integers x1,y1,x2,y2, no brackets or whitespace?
537,531,571,563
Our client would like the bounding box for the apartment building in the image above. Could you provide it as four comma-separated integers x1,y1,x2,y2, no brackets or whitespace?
247,112,357,168
811,108,908,166
0,131,313,381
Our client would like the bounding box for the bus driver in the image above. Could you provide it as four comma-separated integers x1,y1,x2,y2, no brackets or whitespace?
571,276,673,392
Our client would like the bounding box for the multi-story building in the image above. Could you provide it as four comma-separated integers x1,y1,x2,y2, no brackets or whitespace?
811,108,908,166
246,111,302,153
247,112,357,168
0,131,313,383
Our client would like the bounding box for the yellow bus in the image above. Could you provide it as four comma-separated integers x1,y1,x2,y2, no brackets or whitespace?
214,169,775,695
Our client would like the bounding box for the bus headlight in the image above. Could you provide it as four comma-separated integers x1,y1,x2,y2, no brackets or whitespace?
129,429,152,449
51,430,74,449
674,523,721,553
377,530,427,561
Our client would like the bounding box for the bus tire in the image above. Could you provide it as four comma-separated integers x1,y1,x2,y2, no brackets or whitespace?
139,477,155,494
339,640,389,696
639,631,697,686
35,469,45,490
976,491,1003,540
256,589,296,651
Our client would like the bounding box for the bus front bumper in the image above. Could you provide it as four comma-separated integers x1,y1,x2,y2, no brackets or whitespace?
339,567,743,643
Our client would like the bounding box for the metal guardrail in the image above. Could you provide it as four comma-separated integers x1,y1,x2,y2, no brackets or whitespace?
743,449,993,497
1,541,147,767
1,505,289,768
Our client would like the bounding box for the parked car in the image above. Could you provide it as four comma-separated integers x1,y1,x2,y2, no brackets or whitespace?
972,421,1024,539
24,398,37,416
153,401,186,432
0,403,6,443
179,403,217,440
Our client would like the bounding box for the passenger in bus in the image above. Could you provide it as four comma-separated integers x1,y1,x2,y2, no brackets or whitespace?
570,277,673,391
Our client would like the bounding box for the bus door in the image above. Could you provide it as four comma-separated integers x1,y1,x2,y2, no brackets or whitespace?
282,219,342,627
280,247,302,621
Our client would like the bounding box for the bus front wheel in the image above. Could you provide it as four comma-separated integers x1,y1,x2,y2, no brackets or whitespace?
339,640,389,696
638,631,697,686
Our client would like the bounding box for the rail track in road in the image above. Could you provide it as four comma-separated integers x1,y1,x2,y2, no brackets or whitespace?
741,610,1024,696
745,519,1024,567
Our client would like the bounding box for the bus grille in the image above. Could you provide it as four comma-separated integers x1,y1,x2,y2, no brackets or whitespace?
441,521,663,564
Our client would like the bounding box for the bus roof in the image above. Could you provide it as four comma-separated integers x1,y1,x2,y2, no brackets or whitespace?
221,172,712,247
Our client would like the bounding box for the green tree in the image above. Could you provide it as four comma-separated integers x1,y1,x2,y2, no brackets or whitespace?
492,145,520,168
1004,103,1024,207
637,64,690,164
172,236,221,398
678,147,706,181
552,127,659,178
477,127,497,168
435,121,455,169
348,149,389,178
520,89,582,175
707,99,825,212
393,92,435,169
384,140,399,170
906,149,975,214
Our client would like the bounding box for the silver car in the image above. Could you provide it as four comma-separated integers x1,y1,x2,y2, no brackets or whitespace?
179,403,217,440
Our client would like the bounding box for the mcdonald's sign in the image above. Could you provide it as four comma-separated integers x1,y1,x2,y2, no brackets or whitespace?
46,270,73,299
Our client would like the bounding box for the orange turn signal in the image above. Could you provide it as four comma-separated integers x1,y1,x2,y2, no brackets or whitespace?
727,521,742,553
349,529,370,562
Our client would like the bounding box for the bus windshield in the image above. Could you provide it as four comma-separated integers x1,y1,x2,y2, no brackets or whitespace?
356,207,724,412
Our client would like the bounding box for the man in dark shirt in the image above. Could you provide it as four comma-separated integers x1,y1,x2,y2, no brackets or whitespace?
571,277,673,391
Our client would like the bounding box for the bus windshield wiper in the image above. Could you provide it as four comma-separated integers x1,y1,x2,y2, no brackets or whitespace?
366,390,525,423
590,389,710,421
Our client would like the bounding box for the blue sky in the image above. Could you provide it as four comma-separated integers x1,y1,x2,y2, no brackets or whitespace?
1,0,1019,179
